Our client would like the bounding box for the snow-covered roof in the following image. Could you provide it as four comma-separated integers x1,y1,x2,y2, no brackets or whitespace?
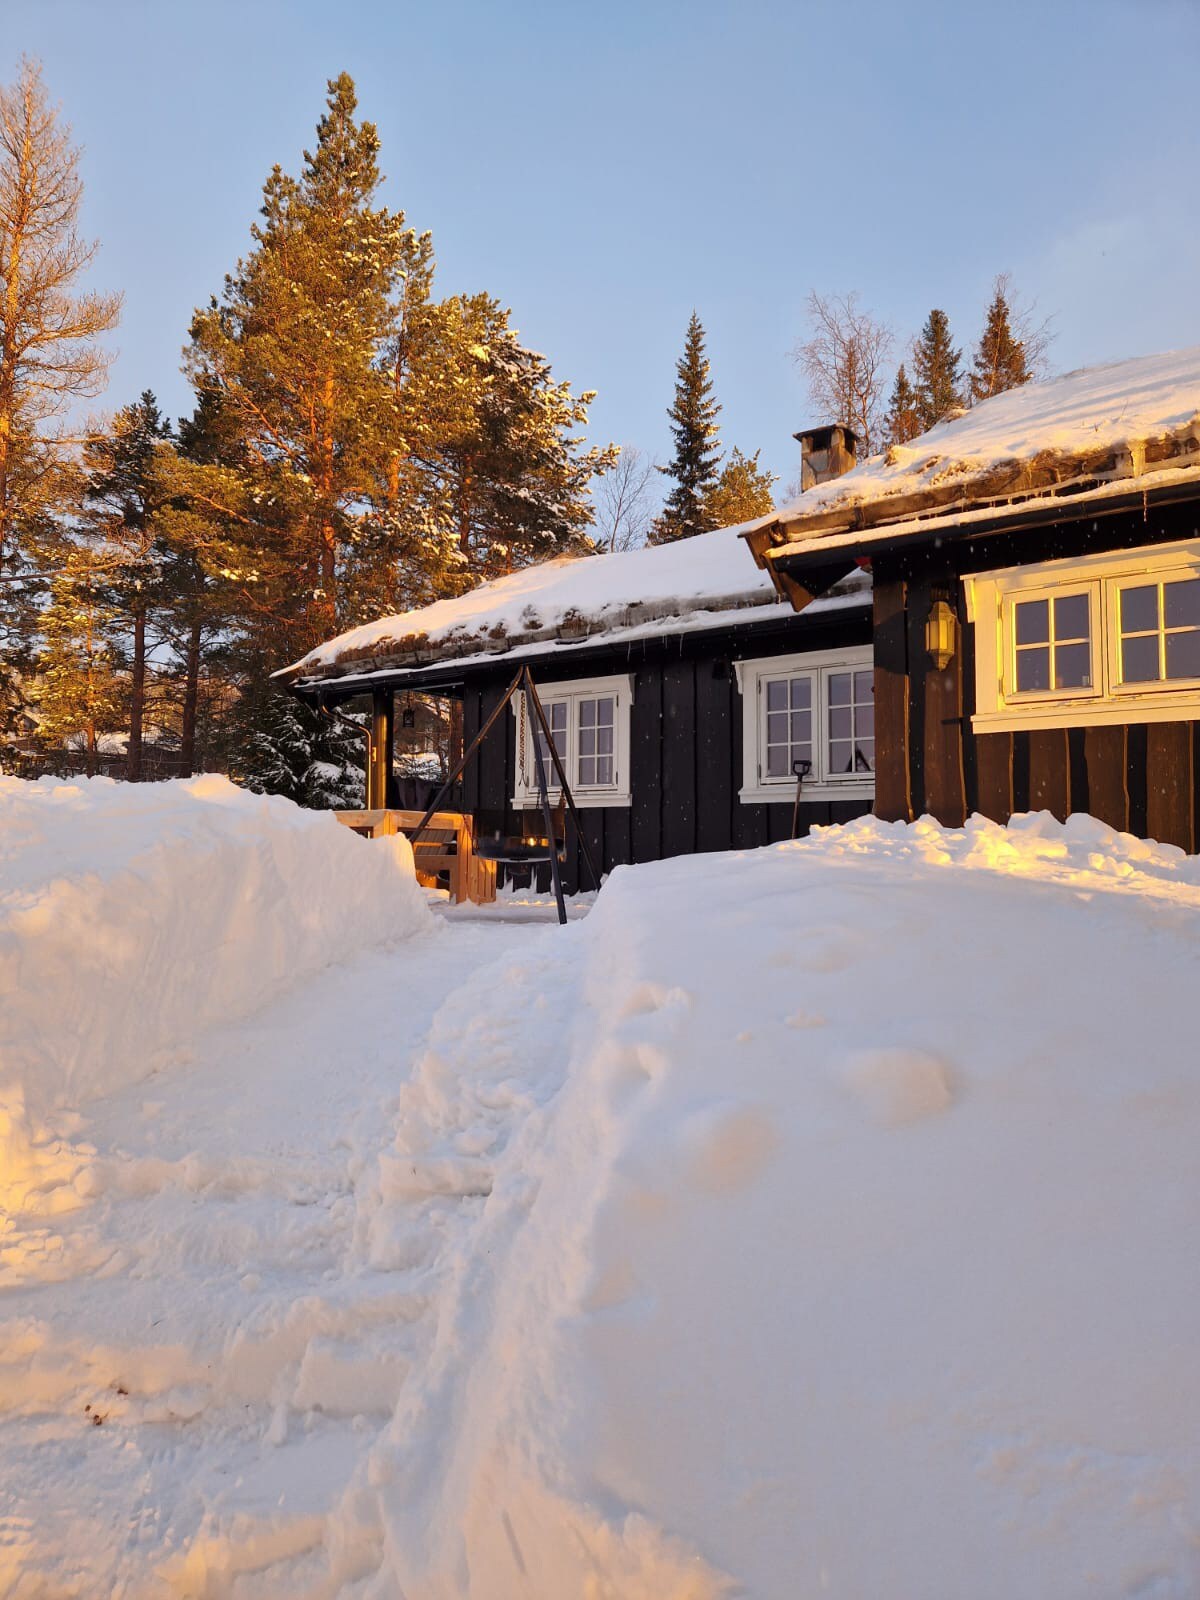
745,346,1200,567
282,521,871,687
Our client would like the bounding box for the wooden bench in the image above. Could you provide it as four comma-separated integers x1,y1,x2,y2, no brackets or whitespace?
334,808,497,905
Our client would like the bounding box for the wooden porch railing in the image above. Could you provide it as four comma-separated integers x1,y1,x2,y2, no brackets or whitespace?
334,808,497,906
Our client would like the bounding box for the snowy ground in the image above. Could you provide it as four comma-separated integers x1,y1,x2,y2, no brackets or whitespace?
3,781,1200,1598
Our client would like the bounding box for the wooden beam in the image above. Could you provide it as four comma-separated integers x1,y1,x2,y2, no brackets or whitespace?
368,688,393,809
872,578,909,822
1146,722,1193,851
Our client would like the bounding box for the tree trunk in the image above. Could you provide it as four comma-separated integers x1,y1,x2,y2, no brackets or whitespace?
458,460,473,558
128,602,146,781
181,614,202,776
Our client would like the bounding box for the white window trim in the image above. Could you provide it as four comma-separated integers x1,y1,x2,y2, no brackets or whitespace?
510,672,633,809
735,646,876,805
967,537,1200,732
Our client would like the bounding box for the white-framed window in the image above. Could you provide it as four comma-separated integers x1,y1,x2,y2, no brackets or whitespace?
510,672,633,809
735,646,876,804
967,537,1200,731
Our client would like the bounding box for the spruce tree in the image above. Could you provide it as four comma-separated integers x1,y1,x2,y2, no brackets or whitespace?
912,309,963,431
650,313,722,544
970,281,1030,402
35,547,125,765
702,447,776,527
885,364,923,446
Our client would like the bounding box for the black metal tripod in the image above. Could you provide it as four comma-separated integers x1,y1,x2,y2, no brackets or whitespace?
407,664,601,925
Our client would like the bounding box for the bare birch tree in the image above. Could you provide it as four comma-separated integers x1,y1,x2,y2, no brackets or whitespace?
793,291,894,457
0,57,121,561
594,444,657,551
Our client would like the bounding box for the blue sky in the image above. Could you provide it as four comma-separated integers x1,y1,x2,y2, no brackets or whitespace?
8,0,1200,497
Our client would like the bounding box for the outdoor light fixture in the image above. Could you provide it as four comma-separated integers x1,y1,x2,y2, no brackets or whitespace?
925,598,957,671
401,696,416,729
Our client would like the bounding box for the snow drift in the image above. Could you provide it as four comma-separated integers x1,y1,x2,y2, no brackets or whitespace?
4,802,1200,1598
358,812,1200,1599
0,774,428,1121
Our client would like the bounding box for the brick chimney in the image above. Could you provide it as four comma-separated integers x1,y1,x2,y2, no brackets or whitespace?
794,423,859,491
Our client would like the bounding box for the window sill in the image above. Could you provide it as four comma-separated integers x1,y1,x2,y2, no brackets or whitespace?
738,781,875,806
973,693,1200,733
510,790,631,811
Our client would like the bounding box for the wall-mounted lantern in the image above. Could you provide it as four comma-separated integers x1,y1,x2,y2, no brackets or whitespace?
925,598,957,671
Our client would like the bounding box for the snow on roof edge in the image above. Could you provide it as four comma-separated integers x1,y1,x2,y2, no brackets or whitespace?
753,346,1200,549
279,517,826,685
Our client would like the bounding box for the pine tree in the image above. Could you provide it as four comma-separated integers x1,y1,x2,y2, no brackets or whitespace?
702,447,776,527
885,364,923,446
78,393,174,779
912,309,963,431
390,291,615,602
650,313,722,544
185,72,422,658
970,279,1030,402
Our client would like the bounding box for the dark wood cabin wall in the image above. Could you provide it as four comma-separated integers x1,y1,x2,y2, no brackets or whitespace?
456,621,874,894
874,500,1200,852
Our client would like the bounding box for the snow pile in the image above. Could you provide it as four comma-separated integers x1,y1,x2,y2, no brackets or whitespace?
356,811,1200,1598
285,527,869,684
0,774,429,1124
758,343,1200,542
4,806,1200,1598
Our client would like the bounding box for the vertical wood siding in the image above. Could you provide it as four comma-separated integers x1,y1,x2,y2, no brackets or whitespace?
457,633,875,894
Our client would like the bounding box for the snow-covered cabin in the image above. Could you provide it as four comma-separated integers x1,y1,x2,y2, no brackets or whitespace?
744,347,1200,851
281,518,874,887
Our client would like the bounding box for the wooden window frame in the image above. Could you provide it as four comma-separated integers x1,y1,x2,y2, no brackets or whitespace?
735,646,876,804
510,671,633,809
967,536,1200,732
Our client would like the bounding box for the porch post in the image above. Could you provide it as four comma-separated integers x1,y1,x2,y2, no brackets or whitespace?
369,687,393,809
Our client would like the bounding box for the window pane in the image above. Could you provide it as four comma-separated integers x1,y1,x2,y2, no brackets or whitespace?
1166,628,1200,680
1054,592,1089,642
597,724,614,755
579,726,595,756
829,706,852,739
790,708,811,743
766,745,789,777
1121,584,1159,635
828,739,853,773
855,738,876,772
1015,646,1050,692
595,696,615,727
828,672,851,706
1015,599,1049,645
766,679,787,712
1165,579,1200,631
578,755,595,785
854,670,874,702
767,710,787,745
578,698,595,727
790,677,812,709
856,703,874,738
1122,633,1160,683
1054,641,1091,689
594,754,613,785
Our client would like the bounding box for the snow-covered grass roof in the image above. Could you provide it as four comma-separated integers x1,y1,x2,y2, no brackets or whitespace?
283,522,870,687
746,345,1200,564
